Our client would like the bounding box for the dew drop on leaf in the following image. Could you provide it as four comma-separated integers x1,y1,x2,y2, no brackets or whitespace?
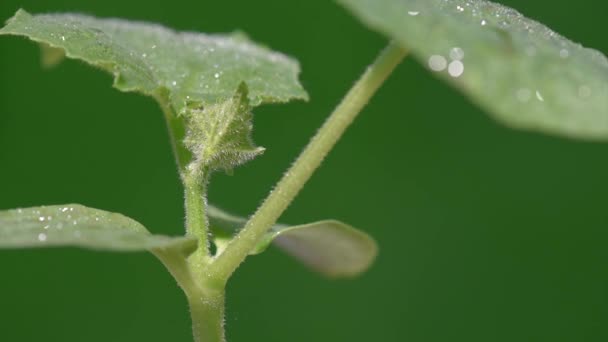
448,60,464,78
428,54,447,71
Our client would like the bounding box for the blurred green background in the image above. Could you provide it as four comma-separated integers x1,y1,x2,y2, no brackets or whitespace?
1,1,607,341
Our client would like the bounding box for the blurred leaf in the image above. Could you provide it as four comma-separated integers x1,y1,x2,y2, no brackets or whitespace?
208,206,378,278
0,205,194,252
337,0,608,140
184,84,264,173
0,9,307,108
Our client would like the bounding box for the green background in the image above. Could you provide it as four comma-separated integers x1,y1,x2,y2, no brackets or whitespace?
1,1,607,341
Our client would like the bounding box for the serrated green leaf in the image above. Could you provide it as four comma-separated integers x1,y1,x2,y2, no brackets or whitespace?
0,10,307,171
207,206,378,278
337,0,608,140
184,83,264,173
0,205,195,252
0,9,307,108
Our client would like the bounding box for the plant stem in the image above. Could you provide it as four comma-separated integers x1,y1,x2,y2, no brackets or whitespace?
157,93,212,263
153,249,226,342
184,174,210,259
187,287,226,342
209,41,407,282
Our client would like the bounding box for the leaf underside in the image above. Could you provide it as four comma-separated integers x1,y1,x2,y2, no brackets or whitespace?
0,205,194,252
0,9,308,110
207,206,378,278
337,0,608,140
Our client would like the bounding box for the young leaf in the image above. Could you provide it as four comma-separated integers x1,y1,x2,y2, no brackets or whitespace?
337,0,608,140
184,83,264,174
0,205,195,252
207,206,378,278
0,9,307,107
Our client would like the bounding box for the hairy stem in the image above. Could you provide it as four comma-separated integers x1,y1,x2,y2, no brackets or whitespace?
158,93,221,341
187,288,226,342
158,93,212,264
184,174,210,259
154,250,225,342
209,41,408,282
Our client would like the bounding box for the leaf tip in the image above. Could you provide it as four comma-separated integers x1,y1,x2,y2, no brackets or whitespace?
273,220,379,279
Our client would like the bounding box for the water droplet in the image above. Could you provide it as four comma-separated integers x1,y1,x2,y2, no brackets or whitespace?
449,47,465,61
428,55,448,71
448,60,465,78
408,11,420,16
559,49,570,59
516,88,532,103
535,90,544,102
38,233,47,242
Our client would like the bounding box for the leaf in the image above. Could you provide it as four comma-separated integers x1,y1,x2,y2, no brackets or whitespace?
0,9,307,107
0,205,195,252
0,9,308,171
184,83,264,173
207,206,378,278
337,0,608,140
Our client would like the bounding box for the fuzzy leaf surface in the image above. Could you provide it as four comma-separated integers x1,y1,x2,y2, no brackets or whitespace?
208,206,378,278
0,9,307,108
337,0,608,140
0,205,194,252
184,84,263,173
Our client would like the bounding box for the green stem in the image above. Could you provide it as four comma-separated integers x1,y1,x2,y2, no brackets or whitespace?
187,288,226,342
153,250,225,342
209,41,408,282
183,174,209,256
157,92,212,263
